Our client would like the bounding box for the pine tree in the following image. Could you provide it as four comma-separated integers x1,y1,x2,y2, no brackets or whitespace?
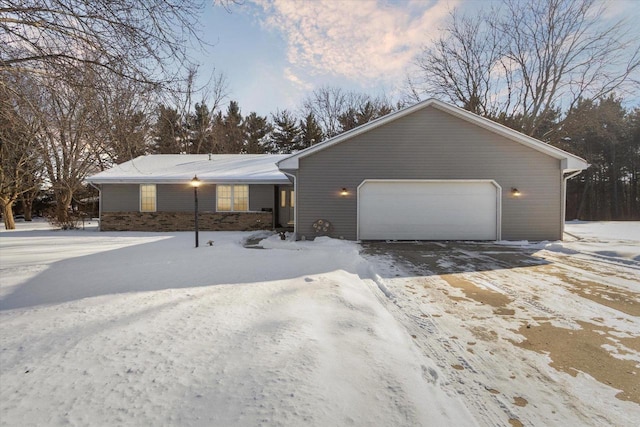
222,101,244,153
209,111,226,153
555,96,632,220
270,110,301,154
153,105,184,154
300,113,323,148
244,112,271,154
190,102,213,154
338,100,394,133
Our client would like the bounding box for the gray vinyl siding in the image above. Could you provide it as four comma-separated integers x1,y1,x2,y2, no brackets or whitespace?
101,183,274,213
101,184,139,212
158,184,216,212
296,106,562,241
249,185,275,211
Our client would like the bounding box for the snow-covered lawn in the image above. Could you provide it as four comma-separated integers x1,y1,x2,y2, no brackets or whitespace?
0,221,473,426
1,220,638,426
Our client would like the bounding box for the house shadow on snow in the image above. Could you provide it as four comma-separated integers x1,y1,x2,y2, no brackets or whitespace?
0,230,364,311
361,240,552,279
1,229,558,311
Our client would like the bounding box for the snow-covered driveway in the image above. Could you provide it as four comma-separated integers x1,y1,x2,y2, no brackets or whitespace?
362,222,640,427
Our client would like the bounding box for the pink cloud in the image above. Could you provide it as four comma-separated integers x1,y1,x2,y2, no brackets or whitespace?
251,0,456,83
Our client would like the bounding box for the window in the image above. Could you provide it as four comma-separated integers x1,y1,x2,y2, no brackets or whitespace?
217,184,249,212
280,189,294,208
140,184,156,212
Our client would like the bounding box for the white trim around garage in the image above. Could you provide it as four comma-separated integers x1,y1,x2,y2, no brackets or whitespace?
356,179,502,241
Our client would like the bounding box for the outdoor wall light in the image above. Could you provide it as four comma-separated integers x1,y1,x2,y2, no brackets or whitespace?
340,188,349,196
511,187,521,197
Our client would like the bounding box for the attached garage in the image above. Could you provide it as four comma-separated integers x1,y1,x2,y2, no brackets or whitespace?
357,180,501,240
277,99,589,242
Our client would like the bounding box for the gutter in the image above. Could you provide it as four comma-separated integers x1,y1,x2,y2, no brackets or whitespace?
86,179,292,185
281,171,297,238
560,169,586,239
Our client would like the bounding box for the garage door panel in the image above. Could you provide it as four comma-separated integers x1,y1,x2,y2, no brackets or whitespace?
358,181,499,240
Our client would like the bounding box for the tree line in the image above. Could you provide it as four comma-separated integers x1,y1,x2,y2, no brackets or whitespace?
151,89,394,156
2,0,639,230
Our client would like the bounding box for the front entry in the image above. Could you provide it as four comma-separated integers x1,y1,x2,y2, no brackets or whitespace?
278,185,295,227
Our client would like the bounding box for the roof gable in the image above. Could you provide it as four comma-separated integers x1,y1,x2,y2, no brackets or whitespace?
278,99,588,172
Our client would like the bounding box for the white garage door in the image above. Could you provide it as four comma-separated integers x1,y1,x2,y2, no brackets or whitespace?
358,180,500,240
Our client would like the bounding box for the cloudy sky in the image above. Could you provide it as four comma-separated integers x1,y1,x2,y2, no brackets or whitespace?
193,0,638,117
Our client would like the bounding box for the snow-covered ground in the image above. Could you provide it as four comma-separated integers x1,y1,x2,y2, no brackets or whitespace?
1,220,638,426
0,220,474,426
362,221,640,427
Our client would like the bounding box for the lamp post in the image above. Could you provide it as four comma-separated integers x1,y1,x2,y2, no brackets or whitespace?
191,175,201,247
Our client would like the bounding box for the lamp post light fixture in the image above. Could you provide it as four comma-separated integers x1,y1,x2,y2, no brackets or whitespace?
191,175,201,247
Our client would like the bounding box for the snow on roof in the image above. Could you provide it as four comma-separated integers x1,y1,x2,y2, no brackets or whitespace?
87,154,291,184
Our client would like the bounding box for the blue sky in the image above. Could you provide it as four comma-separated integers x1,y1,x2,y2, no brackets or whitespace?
191,0,639,117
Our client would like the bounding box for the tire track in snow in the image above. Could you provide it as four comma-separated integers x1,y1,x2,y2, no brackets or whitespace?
362,253,520,427
361,243,626,427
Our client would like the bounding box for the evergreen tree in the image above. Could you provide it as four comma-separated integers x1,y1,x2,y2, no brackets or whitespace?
338,100,394,133
210,111,226,153
270,110,301,154
153,105,184,154
222,101,244,153
190,102,213,154
243,112,271,154
554,96,637,220
338,107,359,133
299,113,323,148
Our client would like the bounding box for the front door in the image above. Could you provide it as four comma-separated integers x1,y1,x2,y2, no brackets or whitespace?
278,186,295,227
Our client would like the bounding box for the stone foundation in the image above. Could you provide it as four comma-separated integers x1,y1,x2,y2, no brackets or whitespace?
100,211,273,232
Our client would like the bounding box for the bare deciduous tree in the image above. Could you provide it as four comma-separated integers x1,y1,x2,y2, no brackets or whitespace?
302,86,350,139
37,71,103,225
93,74,157,166
1,1,237,225
0,72,42,229
408,9,505,117
408,0,640,137
0,0,211,86
302,86,395,138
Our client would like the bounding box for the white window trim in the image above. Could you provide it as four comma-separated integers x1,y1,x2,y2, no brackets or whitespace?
216,184,250,212
139,184,157,212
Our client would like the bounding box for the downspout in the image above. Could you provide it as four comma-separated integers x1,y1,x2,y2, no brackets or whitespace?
561,170,583,239
88,182,102,231
273,185,278,230
281,171,297,238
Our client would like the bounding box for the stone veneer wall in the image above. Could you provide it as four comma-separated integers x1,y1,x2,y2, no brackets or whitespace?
100,211,272,232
